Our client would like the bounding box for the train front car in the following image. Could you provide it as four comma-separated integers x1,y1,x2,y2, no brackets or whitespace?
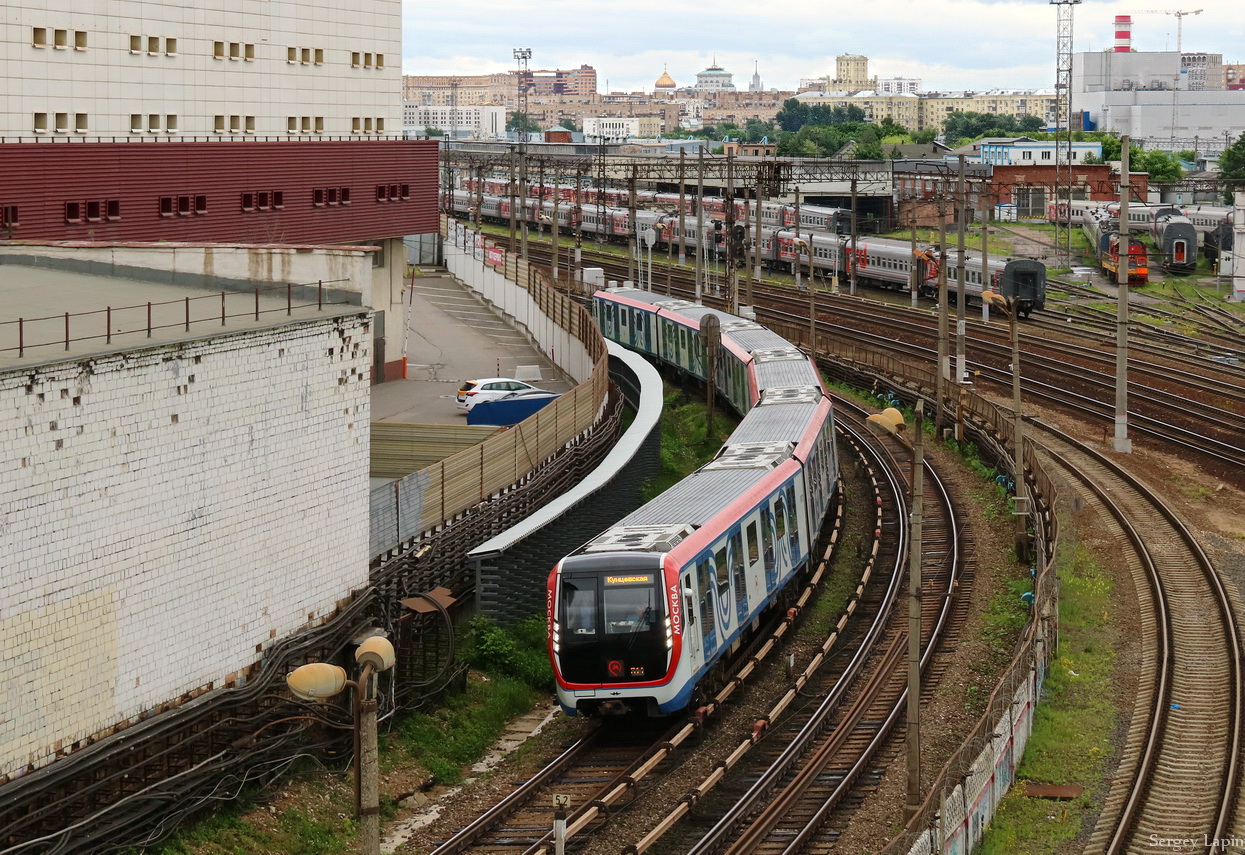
999,259,1047,316
548,532,687,717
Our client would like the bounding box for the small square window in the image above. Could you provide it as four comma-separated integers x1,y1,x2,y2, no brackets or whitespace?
377,117,385,133
86,200,102,222
313,188,326,207
131,114,143,133
287,46,297,63
33,27,47,47
74,30,88,50
245,116,255,134
314,116,324,133
351,51,361,67
148,35,159,54
241,192,255,211
375,185,387,202
327,187,339,205
106,200,121,220
287,116,297,133
400,184,410,199
34,113,47,132
314,48,323,65
54,29,67,48
3,205,22,227
130,34,141,52
301,47,310,64
65,202,82,223
165,37,176,55
214,115,225,133
195,195,207,215
229,42,240,60
258,191,270,210
390,184,400,199
229,115,240,133
159,196,174,217
214,41,225,59
272,191,284,209
300,116,311,133
245,43,255,61
376,53,384,69
55,112,69,133
363,117,373,133
351,117,361,134
166,114,177,133
364,52,372,68
178,195,192,215
340,187,350,205
148,113,160,132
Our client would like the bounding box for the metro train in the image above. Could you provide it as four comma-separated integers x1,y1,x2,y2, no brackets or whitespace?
547,287,839,717
449,189,1048,317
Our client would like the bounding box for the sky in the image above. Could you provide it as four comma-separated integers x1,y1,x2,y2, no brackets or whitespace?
402,0,1244,94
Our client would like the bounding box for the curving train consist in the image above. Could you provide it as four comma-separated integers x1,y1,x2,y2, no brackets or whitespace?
547,287,839,716
449,189,1048,317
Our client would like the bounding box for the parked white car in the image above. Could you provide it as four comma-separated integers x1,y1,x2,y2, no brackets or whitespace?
456,377,549,412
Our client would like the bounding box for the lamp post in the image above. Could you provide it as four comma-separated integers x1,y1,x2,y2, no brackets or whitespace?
866,402,924,822
795,237,815,347
287,636,397,855
981,291,1030,562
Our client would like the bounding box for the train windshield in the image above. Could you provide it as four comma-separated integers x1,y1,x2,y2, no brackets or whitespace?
603,581,658,635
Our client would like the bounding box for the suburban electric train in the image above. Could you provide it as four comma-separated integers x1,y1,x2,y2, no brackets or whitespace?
449,189,1048,317
547,288,839,716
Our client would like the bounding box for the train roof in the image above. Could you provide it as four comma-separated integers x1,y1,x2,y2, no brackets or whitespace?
726,388,824,445
753,350,822,389
601,442,796,533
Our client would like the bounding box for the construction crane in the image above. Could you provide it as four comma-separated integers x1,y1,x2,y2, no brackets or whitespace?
1133,9,1203,53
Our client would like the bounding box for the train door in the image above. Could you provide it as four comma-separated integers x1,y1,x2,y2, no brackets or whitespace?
761,507,777,592
730,530,749,625
695,557,718,657
784,482,803,570
744,519,763,607
681,572,701,670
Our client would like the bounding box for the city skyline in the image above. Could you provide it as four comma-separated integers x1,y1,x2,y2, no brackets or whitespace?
401,0,1242,94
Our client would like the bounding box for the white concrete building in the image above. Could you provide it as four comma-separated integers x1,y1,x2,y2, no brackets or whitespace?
878,77,922,95
405,104,506,139
583,116,661,141
694,61,736,93
1074,50,1245,151
3,0,402,137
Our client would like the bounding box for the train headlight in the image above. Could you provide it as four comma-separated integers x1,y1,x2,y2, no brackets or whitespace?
664,617,673,650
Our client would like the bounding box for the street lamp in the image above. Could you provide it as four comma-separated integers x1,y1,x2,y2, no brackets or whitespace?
981,291,1030,562
866,402,924,822
287,635,397,855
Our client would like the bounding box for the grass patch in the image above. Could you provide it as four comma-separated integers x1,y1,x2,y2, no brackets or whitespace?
641,383,740,500
392,670,540,786
979,541,1116,854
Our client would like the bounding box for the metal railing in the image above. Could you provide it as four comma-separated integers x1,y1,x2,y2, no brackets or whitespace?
2,278,353,357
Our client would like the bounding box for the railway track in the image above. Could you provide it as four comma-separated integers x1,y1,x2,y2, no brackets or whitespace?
1029,421,1243,854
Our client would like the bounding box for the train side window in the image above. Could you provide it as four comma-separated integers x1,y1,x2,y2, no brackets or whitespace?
746,522,759,564
682,576,695,626
714,547,730,598
775,497,787,541
762,511,775,567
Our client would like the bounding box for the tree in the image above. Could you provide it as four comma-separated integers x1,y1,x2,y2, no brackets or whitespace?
911,128,938,145
1133,148,1183,182
1018,115,1045,133
890,145,905,159
558,118,578,132
878,116,908,139
507,112,540,134
1219,134,1245,202
425,127,445,137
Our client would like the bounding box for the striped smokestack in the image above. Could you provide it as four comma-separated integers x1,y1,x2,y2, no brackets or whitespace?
1114,15,1133,52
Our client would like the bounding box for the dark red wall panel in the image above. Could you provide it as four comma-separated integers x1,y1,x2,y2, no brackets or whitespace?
0,140,439,245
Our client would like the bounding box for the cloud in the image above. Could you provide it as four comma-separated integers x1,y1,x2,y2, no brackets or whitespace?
402,0,1244,92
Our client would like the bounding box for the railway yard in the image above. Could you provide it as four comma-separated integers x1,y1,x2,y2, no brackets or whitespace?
383,225,1245,855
